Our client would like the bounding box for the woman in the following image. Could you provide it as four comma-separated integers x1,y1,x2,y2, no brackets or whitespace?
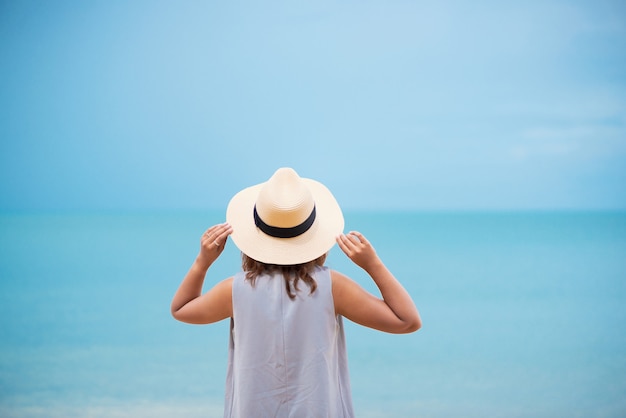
171,167,421,418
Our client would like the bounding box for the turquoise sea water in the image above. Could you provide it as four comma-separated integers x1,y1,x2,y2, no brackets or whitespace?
1,211,625,417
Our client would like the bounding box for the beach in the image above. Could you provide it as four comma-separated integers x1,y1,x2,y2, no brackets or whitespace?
1,211,625,417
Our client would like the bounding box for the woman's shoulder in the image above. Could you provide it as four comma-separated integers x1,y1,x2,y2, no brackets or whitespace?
329,270,360,300
312,265,332,279
329,269,350,282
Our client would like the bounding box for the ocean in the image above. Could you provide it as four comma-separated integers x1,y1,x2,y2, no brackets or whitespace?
1,211,625,417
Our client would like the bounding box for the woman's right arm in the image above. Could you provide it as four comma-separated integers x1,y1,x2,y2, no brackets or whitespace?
171,223,233,324
332,231,421,334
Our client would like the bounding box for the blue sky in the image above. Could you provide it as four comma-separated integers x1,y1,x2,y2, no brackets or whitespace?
1,0,625,211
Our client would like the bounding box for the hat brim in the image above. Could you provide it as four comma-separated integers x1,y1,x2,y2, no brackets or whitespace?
226,178,344,265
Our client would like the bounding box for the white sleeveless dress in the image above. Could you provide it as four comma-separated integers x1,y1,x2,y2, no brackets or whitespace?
224,266,354,418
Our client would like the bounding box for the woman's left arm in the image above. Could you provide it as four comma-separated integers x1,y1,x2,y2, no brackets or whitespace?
171,223,233,324
333,231,421,334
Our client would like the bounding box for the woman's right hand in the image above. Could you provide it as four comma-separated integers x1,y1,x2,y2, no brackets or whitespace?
197,223,233,268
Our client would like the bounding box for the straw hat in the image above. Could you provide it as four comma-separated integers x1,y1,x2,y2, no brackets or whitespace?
226,167,344,265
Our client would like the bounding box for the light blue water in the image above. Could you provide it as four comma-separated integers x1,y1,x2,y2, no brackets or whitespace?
1,211,625,417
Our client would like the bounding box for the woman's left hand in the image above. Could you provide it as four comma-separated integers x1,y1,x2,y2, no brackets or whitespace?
337,231,381,273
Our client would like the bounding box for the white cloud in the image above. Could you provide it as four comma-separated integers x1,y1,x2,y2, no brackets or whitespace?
510,122,625,161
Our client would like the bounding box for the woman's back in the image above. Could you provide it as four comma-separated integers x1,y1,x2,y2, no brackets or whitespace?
225,266,354,418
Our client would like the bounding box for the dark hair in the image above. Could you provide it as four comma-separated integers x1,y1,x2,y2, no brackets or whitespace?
241,253,327,300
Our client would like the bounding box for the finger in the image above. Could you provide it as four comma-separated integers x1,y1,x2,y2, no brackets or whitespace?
212,226,232,245
348,231,369,246
209,239,224,252
202,224,221,239
204,223,228,239
336,234,355,254
337,234,352,246
205,223,224,234
336,235,349,253
346,233,361,244
201,232,214,245
216,224,233,241
342,233,361,249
